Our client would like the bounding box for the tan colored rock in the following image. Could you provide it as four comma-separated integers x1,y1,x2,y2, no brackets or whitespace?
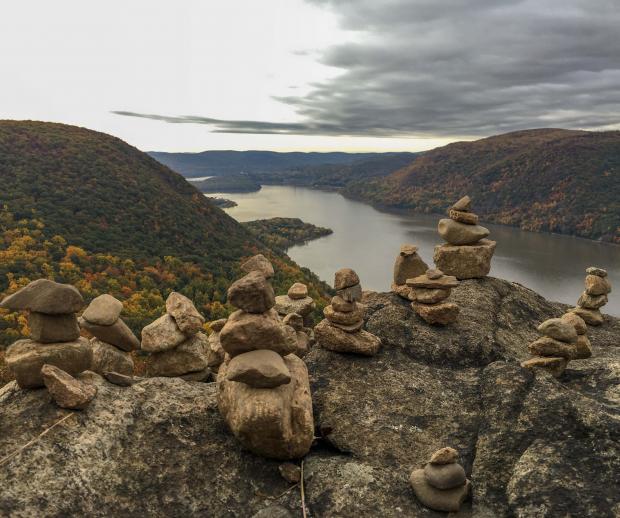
323,304,363,326
5,338,92,389
220,309,296,357
574,335,593,359
577,291,608,310
283,313,303,331
0,279,83,314
90,338,134,376
241,254,275,279
79,316,140,352
527,337,577,359
438,218,489,245
227,350,291,388
570,307,603,326
411,301,459,326
521,356,568,378
287,283,308,300
209,318,227,332
560,312,587,335
433,239,496,279
334,268,360,290
292,330,311,358
274,295,315,317
315,319,381,356
426,269,444,280
337,284,363,303
412,288,451,304
217,353,314,459
451,195,472,212
104,371,140,386
41,364,97,410
278,463,301,484
430,447,459,465
82,294,123,326
228,271,276,314
166,292,205,335
585,274,611,296
28,312,80,343
145,332,208,377
331,295,357,312
449,209,478,225
537,318,578,343
393,245,428,285
406,273,459,290
410,469,470,512
207,330,225,370
586,266,607,277
424,462,467,490
390,283,415,301
141,314,186,353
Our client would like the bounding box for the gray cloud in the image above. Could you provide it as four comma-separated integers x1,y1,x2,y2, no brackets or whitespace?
115,0,620,137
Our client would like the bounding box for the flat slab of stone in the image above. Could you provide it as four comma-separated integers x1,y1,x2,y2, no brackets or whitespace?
438,218,489,245
406,274,458,290
145,333,208,377
537,318,578,343
528,337,577,359
324,304,363,326
141,314,186,352
410,469,470,512
520,356,568,378
0,279,83,314
42,364,97,410
274,295,315,317
241,254,274,279
79,317,140,352
433,239,497,279
287,283,308,300
570,307,603,326
226,349,291,388
315,319,381,356
451,195,471,212
90,339,134,376
411,288,451,304
28,312,80,343
334,268,360,290
82,294,123,326
166,292,205,335
228,271,276,314
391,283,415,301
103,371,141,386
411,301,459,326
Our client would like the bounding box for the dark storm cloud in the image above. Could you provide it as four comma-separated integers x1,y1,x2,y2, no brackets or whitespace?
115,0,620,137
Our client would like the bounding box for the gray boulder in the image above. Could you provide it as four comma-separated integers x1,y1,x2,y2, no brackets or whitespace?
0,279,83,314
82,294,123,326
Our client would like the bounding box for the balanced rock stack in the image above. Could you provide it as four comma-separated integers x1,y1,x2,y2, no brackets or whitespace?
314,268,381,356
407,269,460,325
433,196,497,279
141,292,209,381
570,266,611,326
79,294,139,377
217,255,314,459
275,281,316,327
391,244,429,300
410,447,471,512
2,279,92,389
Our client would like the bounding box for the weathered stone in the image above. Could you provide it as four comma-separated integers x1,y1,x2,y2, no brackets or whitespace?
451,195,471,212
287,283,308,300
292,330,311,358
278,463,301,484
537,318,578,343
103,371,140,386
209,318,227,332
82,294,123,326
145,333,208,377
433,239,496,279
411,301,459,326
334,268,360,290
412,288,451,304
337,284,363,303
393,246,428,285
570,307,604,326
438,218,490,245
324,304,363,326
228,271,275,314
5,338,92,389
315,319,381,356
574,335,593,359
520,356,568,378
283,312,303,331
220,309,296,357
390,283,415,301
410,469,470,512
141,314,186,353
578,291,608,310
207,331,225,370
585,274,611,296
274,295,315,317
28,312,80,343
424,462,467,489
227,350,291,388
251,506,294,518
328,320,365,333
331,295,357,313
0,279,83,314
449,209,478,225
426,269,444,280
79,316,140,352
430,447,459,465
406,273,459,290
90,339,134,376
180,369,211,382
527,337,577,359
561,312,587,335
241,254,274,279
41,364,97,410
166,292,205,335
217,354,314,459
586,266,607,277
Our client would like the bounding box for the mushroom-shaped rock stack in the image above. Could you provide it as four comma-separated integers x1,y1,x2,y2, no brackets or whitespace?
275,281,316,328
410,447,471,512
314,268,381,356
391,244,429,300
570,266,611,326
2,279,92,389
433,196,496,279
217,255,314,459
79,294,138,377
141,292,209,381
407,269,460,325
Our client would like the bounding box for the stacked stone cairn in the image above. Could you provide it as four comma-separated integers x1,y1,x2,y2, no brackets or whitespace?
391,244,429,301
410,447,471,512
569,266,611,326
521,313,591,377
433,195,497,279
2,280,92,390
407,268,460,325
141,292,209,381
217,255,314,459
79,294,139,377
275,281,316,328
314,268,381,356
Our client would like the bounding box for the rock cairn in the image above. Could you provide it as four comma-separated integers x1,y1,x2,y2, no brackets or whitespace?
391,244,429,301
79,294,138,377
275,281,316,327
2,279,92,389
315,268,381,356
410,447,471,512
407,268,460,325
570,266,611,326
217,255,314,459
433,196,496,279
141,292,209,381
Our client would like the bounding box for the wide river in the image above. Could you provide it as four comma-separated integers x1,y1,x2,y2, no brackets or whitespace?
217,185,620,316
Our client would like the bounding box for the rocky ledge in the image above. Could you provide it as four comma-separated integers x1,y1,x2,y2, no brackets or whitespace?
1,277,619,517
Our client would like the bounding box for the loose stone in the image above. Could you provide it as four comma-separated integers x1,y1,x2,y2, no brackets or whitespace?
104,371,140,386
82,294,123,326
90,338,134,376
145,332,209,377
278,463,301,484
449,209,478,225
570,307,603,326
577,291,608,310
28,312,80,343
586,266,607,277
424,463,467,490
166,292,205,335
226,349,292,388
287,283,308,300
438,218,490,246
331,295,356,313
430,447,459,465
228,271,276,314
585,274,611,296
324,304,364,326
41,364,97,410
574,335,593,359
412,288,451,304
334,268,360,290
315,319,381,356
520,356,568,378
451,195,472,212
240,254,275,279
336,284,363,303
0,279,83,314
393,245,428,285
79,317,140,352
560,312,587,335
411,301,459,326
141,314,186,353
410,470,470,513
433,240,496,279
537,318,578,343
527,337,577,359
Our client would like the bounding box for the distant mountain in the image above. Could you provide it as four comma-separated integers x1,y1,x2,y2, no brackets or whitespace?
345,129,620,243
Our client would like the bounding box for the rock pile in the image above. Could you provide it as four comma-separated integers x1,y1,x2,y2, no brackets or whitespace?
79,294,138,377
410,447,471,512
315,268,381,356
407,269,460,325
570,266,611,326
391,244,428,300
433,196,496,279
142,292,209,381
217,255,314,459
275,281,316,327
2,279,92,389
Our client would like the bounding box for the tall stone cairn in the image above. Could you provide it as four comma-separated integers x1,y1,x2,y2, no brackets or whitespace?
141,292,209,381
2,279,92,389
217,255,314,459
433,195,496,279
569,266,611,326
407,268,460,325
391,244,429,301
314,268,381,356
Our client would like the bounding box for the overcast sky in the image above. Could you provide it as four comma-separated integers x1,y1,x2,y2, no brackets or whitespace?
1,0,618,152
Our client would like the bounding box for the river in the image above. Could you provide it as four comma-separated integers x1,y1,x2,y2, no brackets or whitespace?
215,185,620,316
